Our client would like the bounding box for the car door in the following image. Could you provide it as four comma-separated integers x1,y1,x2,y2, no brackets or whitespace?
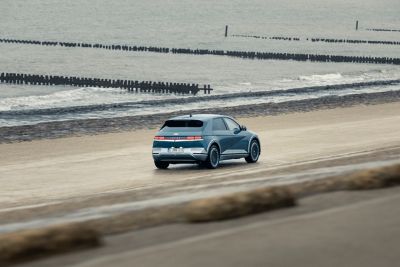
223,117,248,157
211,118,231,155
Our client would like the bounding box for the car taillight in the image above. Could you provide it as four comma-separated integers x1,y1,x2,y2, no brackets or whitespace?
186,136,203,140
154,136,203,141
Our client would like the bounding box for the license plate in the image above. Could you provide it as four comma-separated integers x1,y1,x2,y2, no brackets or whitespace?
169,147,184,153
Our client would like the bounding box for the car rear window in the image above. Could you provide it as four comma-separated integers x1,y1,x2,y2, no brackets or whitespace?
162,120,203,128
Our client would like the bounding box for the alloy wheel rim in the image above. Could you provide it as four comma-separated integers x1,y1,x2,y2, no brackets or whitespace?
251,143,259,160
210,148,219,167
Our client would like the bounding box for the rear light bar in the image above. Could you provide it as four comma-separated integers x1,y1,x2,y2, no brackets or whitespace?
154,136,203,141
186,136,203,140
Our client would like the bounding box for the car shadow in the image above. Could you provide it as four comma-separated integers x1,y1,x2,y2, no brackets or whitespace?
153,159,252,173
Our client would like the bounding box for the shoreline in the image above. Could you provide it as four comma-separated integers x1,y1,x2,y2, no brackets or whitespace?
1,90,400,143
2,78,400,117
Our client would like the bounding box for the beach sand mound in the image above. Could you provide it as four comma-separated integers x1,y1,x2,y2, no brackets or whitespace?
0,223,101,265
184,187,296,223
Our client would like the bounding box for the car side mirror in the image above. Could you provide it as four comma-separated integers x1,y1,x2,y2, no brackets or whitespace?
241,125,247,131
233,128,241,134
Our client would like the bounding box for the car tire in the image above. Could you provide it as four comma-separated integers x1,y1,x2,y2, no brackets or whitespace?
205,145,220,169
245,140,260,163
154,161,169,169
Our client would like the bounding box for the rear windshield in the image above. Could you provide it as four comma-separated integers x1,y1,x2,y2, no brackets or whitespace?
162,120,203,128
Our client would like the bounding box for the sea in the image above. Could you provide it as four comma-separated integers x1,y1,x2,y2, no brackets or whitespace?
1,0,400,127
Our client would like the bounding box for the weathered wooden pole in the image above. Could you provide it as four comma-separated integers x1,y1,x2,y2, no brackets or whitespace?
356,20,359,31
225,25,228,37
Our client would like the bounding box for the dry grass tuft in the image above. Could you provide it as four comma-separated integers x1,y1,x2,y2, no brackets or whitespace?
0,223,101,265
86,205,185,235
184,163,400,223
289,163,400,197
184,187,296,222
342,163,400,190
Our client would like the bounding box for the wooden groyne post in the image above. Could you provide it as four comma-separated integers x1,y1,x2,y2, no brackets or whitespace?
356,20,359,31
0,72,214,96
203,85,213,94
225,25,229,37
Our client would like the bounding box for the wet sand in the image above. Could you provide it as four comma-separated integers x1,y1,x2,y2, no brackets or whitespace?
1,90,400,142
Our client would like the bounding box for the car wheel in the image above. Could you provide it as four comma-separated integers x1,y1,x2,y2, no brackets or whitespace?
245,140,260,163
205,145,220,169
154,161,169,169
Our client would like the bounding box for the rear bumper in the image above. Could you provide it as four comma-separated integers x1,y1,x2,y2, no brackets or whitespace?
152,147,208,163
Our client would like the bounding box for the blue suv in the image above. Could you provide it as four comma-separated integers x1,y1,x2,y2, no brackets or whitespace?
152,114,261,169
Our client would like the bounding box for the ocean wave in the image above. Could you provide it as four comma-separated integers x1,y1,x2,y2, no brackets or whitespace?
295,69,400,87
0,87,117,111
298,73,343,82
0,86,173,112
1,78,400,118
2,67,400,113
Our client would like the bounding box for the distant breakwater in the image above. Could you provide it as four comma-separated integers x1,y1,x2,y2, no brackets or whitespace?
0,72,213,95
1,37,400,65
232,34,400,46
366,28,400,33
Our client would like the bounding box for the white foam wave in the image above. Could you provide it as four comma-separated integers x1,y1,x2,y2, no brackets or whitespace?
0,87,116,111
238,82,252,86
298,73,343,82
295,69,400,87
0,87,174,111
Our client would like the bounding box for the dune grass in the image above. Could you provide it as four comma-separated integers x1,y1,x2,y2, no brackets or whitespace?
343,163,400,190
184,163,400,222
290,163,400,197
0,223,101,265
184,187,296,222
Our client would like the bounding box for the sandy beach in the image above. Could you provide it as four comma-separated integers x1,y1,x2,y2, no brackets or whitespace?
1,102,400,225
0,101,399,266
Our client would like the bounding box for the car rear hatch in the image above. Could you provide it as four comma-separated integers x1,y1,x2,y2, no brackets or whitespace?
153,119,205,149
